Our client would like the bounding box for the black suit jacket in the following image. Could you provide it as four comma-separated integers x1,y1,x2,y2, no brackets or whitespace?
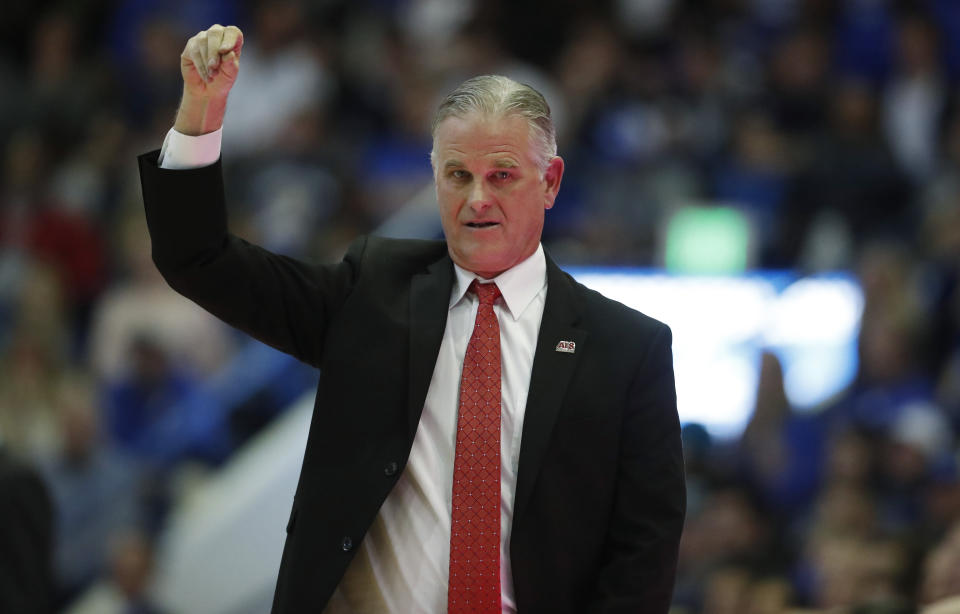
139,151,685,614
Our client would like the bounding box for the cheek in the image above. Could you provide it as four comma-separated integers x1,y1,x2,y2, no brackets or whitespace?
437,192,458,222
511,194,545,233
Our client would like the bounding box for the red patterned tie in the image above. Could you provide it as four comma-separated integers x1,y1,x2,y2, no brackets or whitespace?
448,280,502,614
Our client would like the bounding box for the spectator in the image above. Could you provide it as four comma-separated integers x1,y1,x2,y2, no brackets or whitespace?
711,113,789,264
39,375,143,608
87,211,233,382
221,0,333,156
785,80,911,269
0,260,69,461
66,529,165,614
103,333,230,468
737,352,826,514
883,14,947,184
0,445,54,614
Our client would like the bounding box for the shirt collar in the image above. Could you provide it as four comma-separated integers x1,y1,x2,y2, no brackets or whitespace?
450,244,547,321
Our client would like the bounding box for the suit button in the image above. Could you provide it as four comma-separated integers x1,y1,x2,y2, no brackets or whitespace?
384,461,399,477
341,536,353,552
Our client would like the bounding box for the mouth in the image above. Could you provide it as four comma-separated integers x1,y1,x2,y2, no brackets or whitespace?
465,221,500,229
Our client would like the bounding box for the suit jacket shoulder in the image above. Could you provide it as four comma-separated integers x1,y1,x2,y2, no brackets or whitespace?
554,264,672,360
348,235,449,288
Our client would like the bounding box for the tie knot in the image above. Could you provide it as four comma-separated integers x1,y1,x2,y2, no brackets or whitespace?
469,280,501,306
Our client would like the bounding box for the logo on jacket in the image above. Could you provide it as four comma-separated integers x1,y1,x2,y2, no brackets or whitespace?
555,340,576,354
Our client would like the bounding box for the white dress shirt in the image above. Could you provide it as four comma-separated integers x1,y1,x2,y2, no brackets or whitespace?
158,127,222,169
160,129,548,613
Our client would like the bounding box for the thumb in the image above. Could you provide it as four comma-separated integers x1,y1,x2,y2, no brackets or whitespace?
220,50,239,80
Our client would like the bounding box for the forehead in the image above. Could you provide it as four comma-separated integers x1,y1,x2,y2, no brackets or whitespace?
434,113,534,164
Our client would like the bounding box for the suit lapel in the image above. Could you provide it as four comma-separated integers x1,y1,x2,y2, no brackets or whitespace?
407,253,455,442
513,254,587,524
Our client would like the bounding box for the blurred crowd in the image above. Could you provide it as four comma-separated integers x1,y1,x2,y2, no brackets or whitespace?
3,0,960,612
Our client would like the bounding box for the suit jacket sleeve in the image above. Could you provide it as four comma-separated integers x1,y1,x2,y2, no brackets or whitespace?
138,150,360,368
589,323,685,613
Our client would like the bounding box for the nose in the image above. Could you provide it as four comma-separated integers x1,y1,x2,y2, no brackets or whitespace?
467,181,492,213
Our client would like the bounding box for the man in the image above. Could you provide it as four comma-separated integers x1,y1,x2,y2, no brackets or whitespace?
138,24,685,614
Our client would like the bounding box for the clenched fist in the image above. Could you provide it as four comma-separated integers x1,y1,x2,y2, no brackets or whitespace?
174,24,244,136
181,24,243,97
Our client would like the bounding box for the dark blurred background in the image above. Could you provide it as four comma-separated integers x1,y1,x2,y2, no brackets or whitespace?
3,0,960,612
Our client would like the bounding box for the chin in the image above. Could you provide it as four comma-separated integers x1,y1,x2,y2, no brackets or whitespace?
460,256,508,278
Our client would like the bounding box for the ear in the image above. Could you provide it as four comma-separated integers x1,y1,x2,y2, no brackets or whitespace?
543,156,564,210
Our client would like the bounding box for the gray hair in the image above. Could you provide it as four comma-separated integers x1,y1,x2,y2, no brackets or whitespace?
430,75,557,175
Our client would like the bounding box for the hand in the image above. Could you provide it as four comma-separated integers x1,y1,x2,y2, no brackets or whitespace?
174,25,243,136
181,24,243,98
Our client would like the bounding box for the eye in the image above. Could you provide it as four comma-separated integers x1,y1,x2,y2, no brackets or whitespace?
449,169,469,180
493,170,512,181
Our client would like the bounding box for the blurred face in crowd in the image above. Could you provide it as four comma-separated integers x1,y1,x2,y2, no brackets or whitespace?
433,112,563,278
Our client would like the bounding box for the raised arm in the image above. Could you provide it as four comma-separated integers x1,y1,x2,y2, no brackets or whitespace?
139,25,359,368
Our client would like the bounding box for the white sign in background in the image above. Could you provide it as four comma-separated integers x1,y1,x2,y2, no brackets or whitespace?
569,270,864,439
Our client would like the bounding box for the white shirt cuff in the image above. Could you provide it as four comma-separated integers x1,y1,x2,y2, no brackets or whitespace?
159,127,223,169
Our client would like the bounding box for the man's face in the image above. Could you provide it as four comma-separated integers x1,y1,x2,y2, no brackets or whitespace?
433,112,563,278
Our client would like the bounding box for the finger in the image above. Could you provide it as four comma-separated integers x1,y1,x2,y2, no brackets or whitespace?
196,31,210,79
189,41,208,82
182,38,204,81
220,50,239,80
206,24,224,70
219,26,243,58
